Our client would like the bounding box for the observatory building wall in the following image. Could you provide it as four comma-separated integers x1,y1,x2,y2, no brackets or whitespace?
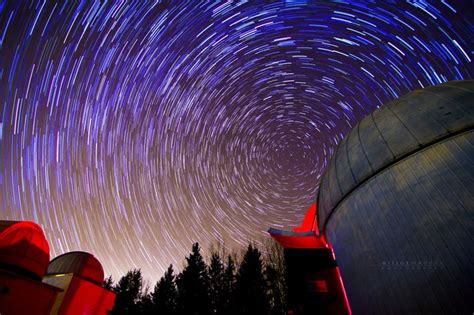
317,80,474,314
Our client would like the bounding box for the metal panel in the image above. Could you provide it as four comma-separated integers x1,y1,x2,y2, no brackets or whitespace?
326,131,474,314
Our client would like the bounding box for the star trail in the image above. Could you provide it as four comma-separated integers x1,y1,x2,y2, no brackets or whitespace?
1,1,473,281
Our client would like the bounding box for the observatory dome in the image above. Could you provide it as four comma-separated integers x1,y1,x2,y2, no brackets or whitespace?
317,80,474,314
0,221,50,279
46,251,105,285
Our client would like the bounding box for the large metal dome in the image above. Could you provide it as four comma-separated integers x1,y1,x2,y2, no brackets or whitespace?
318,80,474,228
317,80,474,314
0,220,50,279
46,251,104,285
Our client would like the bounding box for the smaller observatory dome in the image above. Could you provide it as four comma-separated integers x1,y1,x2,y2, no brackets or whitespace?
47,251,105,285
0,220,50,279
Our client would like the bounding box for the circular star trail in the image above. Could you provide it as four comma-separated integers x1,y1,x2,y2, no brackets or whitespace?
1,1,473,281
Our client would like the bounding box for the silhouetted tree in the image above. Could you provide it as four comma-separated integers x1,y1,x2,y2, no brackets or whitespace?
152,264,178,314
176,242,211,315
235,244,269,314
108,240,288,315
103,275,114,290
208,251,225,314
222,254,236,314
112,268,144,315
266,265,286,315
138,291,154,315
265,239,287,315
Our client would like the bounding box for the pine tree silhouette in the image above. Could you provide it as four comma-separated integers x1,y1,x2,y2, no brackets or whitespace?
152,264,178,314
103,275,114,290
108,241,287,314
235,244,269,315
138,291,154,315
265,239,287,315
112,268,144,315
176,242,211,315
223,254,236,315
266,264,286,315
208,251,225,314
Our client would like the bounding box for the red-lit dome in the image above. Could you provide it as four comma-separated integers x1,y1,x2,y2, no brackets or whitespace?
0,220,50,279
47,251,105,285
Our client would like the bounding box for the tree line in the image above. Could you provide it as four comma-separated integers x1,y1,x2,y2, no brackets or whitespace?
104,241,287,315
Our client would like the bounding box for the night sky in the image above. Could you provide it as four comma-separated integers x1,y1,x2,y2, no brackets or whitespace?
1,0,473,282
